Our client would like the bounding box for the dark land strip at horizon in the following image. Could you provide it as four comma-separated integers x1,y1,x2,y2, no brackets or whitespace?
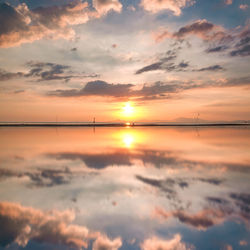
0,122,250,127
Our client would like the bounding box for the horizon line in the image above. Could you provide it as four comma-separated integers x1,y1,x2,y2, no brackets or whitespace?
0,121,249,127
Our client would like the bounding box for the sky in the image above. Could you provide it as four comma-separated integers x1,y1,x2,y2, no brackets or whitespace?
0,0,250,122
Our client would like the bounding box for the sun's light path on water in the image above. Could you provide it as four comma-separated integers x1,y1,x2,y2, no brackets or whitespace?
123,133,134,148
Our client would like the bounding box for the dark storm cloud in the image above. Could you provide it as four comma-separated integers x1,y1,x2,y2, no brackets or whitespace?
0,68,24,81
48,80,134,97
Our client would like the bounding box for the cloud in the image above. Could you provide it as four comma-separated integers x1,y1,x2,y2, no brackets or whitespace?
0,68,24,81
206,197,229,205
239,240,248,246
50,151,133,169
153,19,232,43
0,61,99,82
92,0,122,15
224,0,232,5
136,60,222,74
135,62,164,74
0,201,123,249
159,20,250,58
196,178,224,185
93,235,122,250
140,234,192,250
206,45,228,53
140,0,194,16
135,49,190,75
25,62,72,82
239,4,248,10
0,1,99,48
47,75,250,101
230,192,250,220
48,80,134,97
154,207,227,230
230,44,250,57
0,201,108,249
195,65,225,72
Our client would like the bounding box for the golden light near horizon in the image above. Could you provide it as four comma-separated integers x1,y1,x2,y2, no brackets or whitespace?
122,102,134,118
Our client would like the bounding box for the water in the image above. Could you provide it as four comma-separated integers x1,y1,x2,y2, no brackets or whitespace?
0,127,249,250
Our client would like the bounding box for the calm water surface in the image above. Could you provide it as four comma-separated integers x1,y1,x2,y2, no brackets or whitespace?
0,127,249,250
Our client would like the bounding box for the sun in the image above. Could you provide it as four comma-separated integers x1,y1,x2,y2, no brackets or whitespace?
122,102,134,117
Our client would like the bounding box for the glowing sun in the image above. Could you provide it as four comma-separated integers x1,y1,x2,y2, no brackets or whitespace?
122,102,134,117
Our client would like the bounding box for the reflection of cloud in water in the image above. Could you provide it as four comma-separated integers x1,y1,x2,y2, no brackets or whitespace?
48,149,250,172
0,201,122,250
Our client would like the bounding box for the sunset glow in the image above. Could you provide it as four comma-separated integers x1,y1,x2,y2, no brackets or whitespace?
122,102,134,118
122,133,134,148
0,0,250,248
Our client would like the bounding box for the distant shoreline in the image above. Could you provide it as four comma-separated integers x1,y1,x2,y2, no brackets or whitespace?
0,122,249,127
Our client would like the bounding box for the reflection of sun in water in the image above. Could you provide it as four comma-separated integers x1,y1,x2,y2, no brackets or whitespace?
122,102,134,117
123,133,134,148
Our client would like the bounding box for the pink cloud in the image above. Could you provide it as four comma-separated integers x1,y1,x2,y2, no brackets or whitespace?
0,1,102,48
140,0,195,16
140,234,193,250
239,4,248,10
153,19,232,43
0,201,121,249
154,207,227,230
92,0,122,15
93,235,122,250
224,0,232,5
